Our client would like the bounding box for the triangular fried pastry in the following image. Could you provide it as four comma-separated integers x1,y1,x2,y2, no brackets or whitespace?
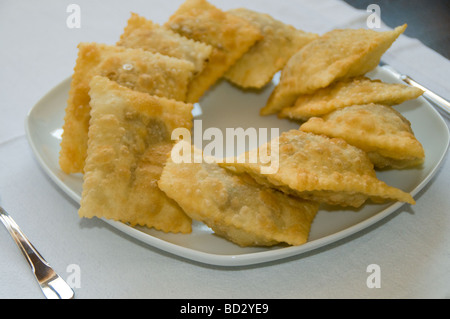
166,0,263,102
261,25,407,115
219,130,415,207
78,76,193,233
158,141,319,247
300,104,425,169
59,42,195,174
224,8,318,89
117,13,213,78
279,76,423,120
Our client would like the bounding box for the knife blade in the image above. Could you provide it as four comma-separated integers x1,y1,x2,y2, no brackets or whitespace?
380,63,450,116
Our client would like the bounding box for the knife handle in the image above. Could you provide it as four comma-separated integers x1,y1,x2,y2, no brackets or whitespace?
401,75,450,115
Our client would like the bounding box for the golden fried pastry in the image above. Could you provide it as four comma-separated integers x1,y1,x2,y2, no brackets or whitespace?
59,42,194,174
261,24,407,115
166,0,263,102
158,142,319,247
300,104,425,169
117,13,213,77
224,8,318,89
220,130,415,207
279,76,423,120
78,76,193,233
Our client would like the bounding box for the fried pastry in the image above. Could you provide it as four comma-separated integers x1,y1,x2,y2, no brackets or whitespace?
59,42,194,174
78,76,193,233
220,130,415,207
300,104,425,169
261,24,407,115
158,142,319,247
224,8,318,89
166,0,263,102
117,13,212,77
279,76,423,120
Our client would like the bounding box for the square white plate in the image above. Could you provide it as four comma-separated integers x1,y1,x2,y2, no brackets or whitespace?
25,67,449,266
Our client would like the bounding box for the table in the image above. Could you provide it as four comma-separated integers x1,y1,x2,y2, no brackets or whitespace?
0,0,449,300
344,0,450,60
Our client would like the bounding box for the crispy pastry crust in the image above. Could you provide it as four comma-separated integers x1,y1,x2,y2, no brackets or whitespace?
279,76,423,120
158,142,319,246
78,76,193,233
59,42,194,174
261,25,407,115
300,104,425,168
166,0,263,102
118,13,212,77
224,8,318,89
220,130,415,207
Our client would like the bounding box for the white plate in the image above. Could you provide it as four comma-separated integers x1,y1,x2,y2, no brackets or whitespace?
25,67,449,266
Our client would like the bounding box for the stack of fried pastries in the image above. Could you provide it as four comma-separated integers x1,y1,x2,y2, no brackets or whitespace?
60,0,424,247
159,142,319,247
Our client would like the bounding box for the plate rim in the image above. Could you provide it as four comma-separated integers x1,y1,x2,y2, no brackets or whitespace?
24,70,450,267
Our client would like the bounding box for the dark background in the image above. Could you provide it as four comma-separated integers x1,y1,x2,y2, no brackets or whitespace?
343,0,450,59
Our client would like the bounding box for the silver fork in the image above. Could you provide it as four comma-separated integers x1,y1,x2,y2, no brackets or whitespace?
379,62,450,116
0,205,74,299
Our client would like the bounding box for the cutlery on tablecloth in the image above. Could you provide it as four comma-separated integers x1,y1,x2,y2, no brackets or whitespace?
380,62,450,116
0,205,74,299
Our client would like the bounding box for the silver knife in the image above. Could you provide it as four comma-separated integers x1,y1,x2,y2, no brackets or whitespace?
0,205,74,299
380,62,450,116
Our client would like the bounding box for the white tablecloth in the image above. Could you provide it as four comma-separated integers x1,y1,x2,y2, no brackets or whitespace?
0,0,449,299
